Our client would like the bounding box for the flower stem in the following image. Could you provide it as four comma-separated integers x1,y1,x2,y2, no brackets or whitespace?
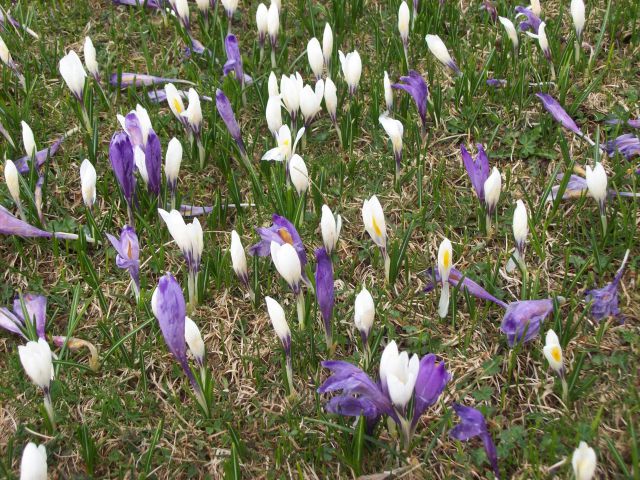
285,353,296,397
197,139,206,169
43,390,55,429
296,291,306,329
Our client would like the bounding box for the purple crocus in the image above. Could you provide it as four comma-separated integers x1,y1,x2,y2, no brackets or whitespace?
119,110,162,197
318,340,450,449
109,72,194,89
480,1,498,22
13,136,64,174
0,205,79,240
392,71,429,133
450,404,500,480
500,299,554,346
249,214,308,269
585,250,630,323
606,118,640,129
223,34,245,88
515,6,542,32
215,88,246,157
151,273,206,408
605,134,640,160
536,93,594,145
111,0,162,8
109,132,136,225
461,144,491,202
546,172,640,202
0,294,47,339
486,79,507,88
423,267,507,308
106,226,141,300
0,8,39,38
315,248,334,348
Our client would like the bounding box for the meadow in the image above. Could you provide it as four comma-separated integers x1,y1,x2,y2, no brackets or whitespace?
0,0,638,478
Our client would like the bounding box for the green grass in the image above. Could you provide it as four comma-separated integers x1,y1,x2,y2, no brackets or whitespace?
1,0,639,478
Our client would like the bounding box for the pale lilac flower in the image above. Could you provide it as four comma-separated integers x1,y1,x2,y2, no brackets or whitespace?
500,299,554,346
0,294,47,339
106,226,141,299
0,205,79,240
392,70,429,132
460,144,490,202
605,134,640,160
585,250,630,323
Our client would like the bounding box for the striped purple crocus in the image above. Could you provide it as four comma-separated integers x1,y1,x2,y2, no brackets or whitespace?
106,226,141,300
515,5,542,32
536,93,595,146
546,172,640,202
585,250,630,324
392,70,429,134
605,133,640,160
480,1,498,22
450,404,500,479
249,214,308,270
0,294,47,339
109,132,136,225
315,248,334,349
111,0,162,8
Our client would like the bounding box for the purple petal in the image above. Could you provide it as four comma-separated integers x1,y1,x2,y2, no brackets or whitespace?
450,403,487,440
424,267,507,308
249,214,308,267
314,248,334,335
536,93,583,137
12,294,47,339
112,0,162,8
585,251,629,323
223,34,244,84
145,131,162,196
412,354,450,427
14,136,64,174
325,395,380,418
392,71,429,129
109,132,136,205
461,144,490,202
0,307,26,337
515,6,542,32
605,134,640,160
0,205,77,240
486,79,507,88
500,299,554,347
215,89,245,152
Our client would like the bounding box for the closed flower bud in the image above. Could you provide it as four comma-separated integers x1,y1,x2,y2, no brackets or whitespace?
530,0,541,17
4,159,21,205
174,0,190,28
184,316,205,366
289,154,309,195
425,34,460,74
379,114,404,172
498,16,519,50
21,121,36,158
585,162,607,212
379,340,419,409
338,50,362,95
266,95,283,135
384,71,393,112
323,77,338,122
307,37,324,80
165,137,183,189
398,1,410,44
512,200,528,251
83,36,99,79
267,3,279,41
323,23,333,66
230,230,249,283
182,88,203,134
483,167,502,215
354,286,374,341
196,0,210,12
256,3,269,42
80,159,97,208
572,441,597,480
265,296,290,346
299,80,324,127
222,0,238,17
20,442,47,480
0,35,12,66
270,241,302,291
18,338,53,390
59,50,87,100
571,0,586,39
320,204,341,254
268,71,279,96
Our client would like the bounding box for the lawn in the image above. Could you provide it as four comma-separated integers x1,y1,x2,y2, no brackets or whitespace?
0,0,638,478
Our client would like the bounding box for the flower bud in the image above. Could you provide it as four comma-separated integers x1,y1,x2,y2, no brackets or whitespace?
80,159,97,208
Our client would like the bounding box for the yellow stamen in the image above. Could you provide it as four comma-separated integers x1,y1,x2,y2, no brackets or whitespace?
278,228,294,245
127,240,133,259
443,250,451,269
172,98,183,114
372,217,382,237
551,345,562,362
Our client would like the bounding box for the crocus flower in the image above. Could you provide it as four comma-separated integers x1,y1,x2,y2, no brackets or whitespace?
0,34,24,84
280,72,303,125
315,248,334,348
506,200,528,273
384,71,393,112
221,0,238,30
450,404,500,480
265,296,295,395
362,195,389,281
425,34,461,75
266,94,283,136
110,72,195,89
320,204,341,254
572,441,597,480
271,241,307,328
80,159,97,209
398,1,410,53
165,137,183,209
585,162,608,230
338,50,362,96
570,0,586,40
542,329,564,376
4,159,25,220
152,273,205,408
392,70,428,133
526,21,552,64
196,0,210,15
307,37,324,81
106,226,141,300
605,118,640,129
20,442,47,480
484,167,502,226
185,316,205,368
437,238,453,318
0,120,13,148
249,214,308,269
14,135,65,174
323,23,333,68
515,5,542,32
379,114,404,175
230,230,254,300
423,266,507,309
34,176,44,224
22,121,36,159
546,173,589,202
289,154,309,195
0,204,80,241
500,299,554,346
300,80,325,128
215,89,247,158
59,50,87,102
460,143,490,203
0,8,39,37
267,2,279,67
318,340,450,450
183,88,205,167
354,285,375,348
223,34,246,92
158,209,204,308
0,294,47,339
480,1,498,23
324,78,341,144
18,338,55,424
498,16,519,53
262,124,305,165
112,0,162,8
268,72,278,96
83,36,99,82
256,3,268,56
486,78,507,88
109,132,136,224
585,249,629,323
536,93,591,144
605,133,640,160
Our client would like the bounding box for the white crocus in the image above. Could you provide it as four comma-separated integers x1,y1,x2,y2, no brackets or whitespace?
507,200,528,273
338,50,362,95
585,162,607,216
80,159,97,209
165,137,182,208
354,286,375,344
165,83,186,120
182,88,203,134
265,296,295,394
280,72,303,122
21,121,36,158
268,71,279,97
230,230,249,284
299,80,324,127
362,195,387,249
221,0,238,17
437,238,453,318
185,316,205,367
266,95,283,136
20,442,47,480
398,1,410,46
270,241,302,292
256,3,269,50
262,124,305,163
320,204,342,254
324,77,338,120
307,37,324,80
83,36,99,80
379,114,404,175
267,2,279,66
0,35,12,66
18,338,55,423
379,340,419,409
498,17,519,52
526,21,552,73
425,34,460,74
384,71,393,112
196,0,210,13
572,442,597,480
174,0,190,28
571,0,586,39
323,23,333,68
483,167,502,227
542,329,563,374
59,50,87,100
134,146,148,185
4,159,22,208
289,154,309,195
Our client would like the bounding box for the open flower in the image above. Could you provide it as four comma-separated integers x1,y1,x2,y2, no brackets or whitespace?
261,124,305,164
0,294,47,339
249,214,308,269
315,248,334,348
500,299,554,346
572,441,597,480
515,4,542,32
450,404,500,480
318,340,450,450
106,226,141,300
585,249,629,323
542,329,564,375
338,50,362,95
392,70,428,133
425,34,460,75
